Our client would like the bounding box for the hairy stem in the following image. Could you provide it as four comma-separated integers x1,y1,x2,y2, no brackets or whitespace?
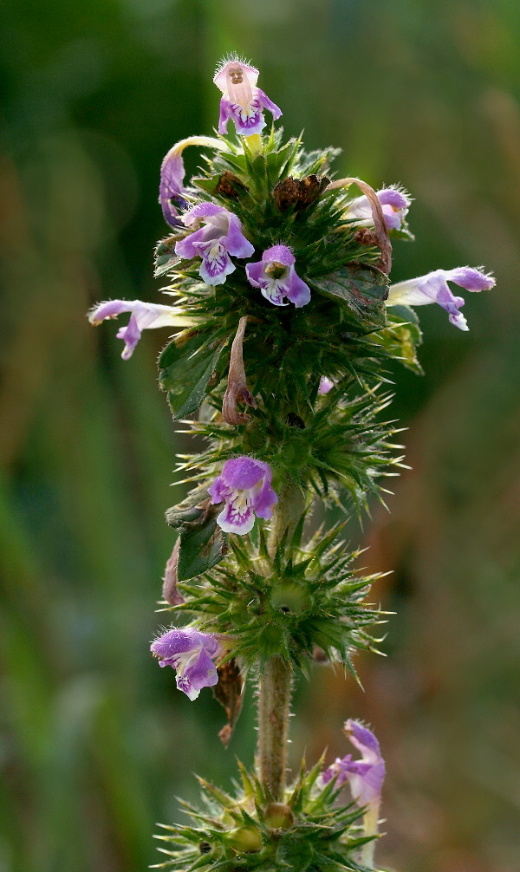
256,484,304,800
257,655,293,800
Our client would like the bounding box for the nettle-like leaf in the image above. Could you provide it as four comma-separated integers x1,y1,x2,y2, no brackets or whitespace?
159,332,226,420
310,264,389,329
166,493,228,581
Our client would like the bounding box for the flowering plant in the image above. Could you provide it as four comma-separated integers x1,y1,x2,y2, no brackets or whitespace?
90,54,494,871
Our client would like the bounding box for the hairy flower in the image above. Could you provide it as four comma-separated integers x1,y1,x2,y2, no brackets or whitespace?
175,203,254,286
88,299,193,359
214,58,282,136
321,720,385,809
246,245,311,307
387,266,495,330
159,136,226,227
346,186,411,231
150,627,220,701
208,456,278,535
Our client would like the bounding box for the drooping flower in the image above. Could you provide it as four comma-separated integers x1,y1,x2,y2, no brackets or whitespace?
246,245,311,308
150,627,221,701
318,376,334,395
321,719,385,809
159,136,226,228
175,203,254,286
213,58,282,136
387,266,495,330
208,456,278,535
88,299,194,359
346,186,411,232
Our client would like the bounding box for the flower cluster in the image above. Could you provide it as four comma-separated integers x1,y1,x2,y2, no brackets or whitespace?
321,720,385,809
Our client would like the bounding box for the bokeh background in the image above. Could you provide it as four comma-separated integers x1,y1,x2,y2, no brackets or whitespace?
1,0,519,870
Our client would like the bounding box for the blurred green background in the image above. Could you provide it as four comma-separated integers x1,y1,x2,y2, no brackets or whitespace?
1,0,519,870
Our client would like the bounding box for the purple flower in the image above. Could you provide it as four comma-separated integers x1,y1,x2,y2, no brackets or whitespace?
213,58,282,136
346,186,411,231
208,456,278,535
321,720,385,809
318,376,334,395
387,266,495,330
150,627,221,701
246,245,311,308
88,299,192,359
175,203,254,286
159,136,227,228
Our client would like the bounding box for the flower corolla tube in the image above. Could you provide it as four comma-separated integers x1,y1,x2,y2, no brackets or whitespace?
88,299,192,359
387,266,495,330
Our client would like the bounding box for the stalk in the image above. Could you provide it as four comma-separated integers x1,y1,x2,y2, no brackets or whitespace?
256,485,303,799
257,654,293,800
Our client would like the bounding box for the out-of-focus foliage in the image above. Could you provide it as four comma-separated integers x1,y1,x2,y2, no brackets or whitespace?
0,1,519,871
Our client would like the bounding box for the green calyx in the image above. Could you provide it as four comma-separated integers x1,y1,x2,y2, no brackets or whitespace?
168,521,385,672
154,761,376,872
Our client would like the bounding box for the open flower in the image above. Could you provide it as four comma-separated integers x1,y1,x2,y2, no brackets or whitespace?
88,299,193,359
387,266,495,330
214,58,282,137
150,627,220,701
208,456,277,535
175,203,254,286
321,720,385,809
346,186,411,231
246,245,311,307
159,136,225,228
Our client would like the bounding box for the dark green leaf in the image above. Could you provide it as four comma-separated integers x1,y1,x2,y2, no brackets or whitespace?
159,333,225,419
310,264,389,328
177,514,227,581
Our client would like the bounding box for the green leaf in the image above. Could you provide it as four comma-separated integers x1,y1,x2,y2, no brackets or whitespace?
159,333,225,419
310,264,389,328
177,515,227,581
154,235,181,277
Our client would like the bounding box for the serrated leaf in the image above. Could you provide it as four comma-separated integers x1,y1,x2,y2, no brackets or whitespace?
311,264,389,328
159,333,225,419
177,511,227,581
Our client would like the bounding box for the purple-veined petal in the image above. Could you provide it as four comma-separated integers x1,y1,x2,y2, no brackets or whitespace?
88,299,192,359
197,241,235,286
217,502,256,535
245,260,267,289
